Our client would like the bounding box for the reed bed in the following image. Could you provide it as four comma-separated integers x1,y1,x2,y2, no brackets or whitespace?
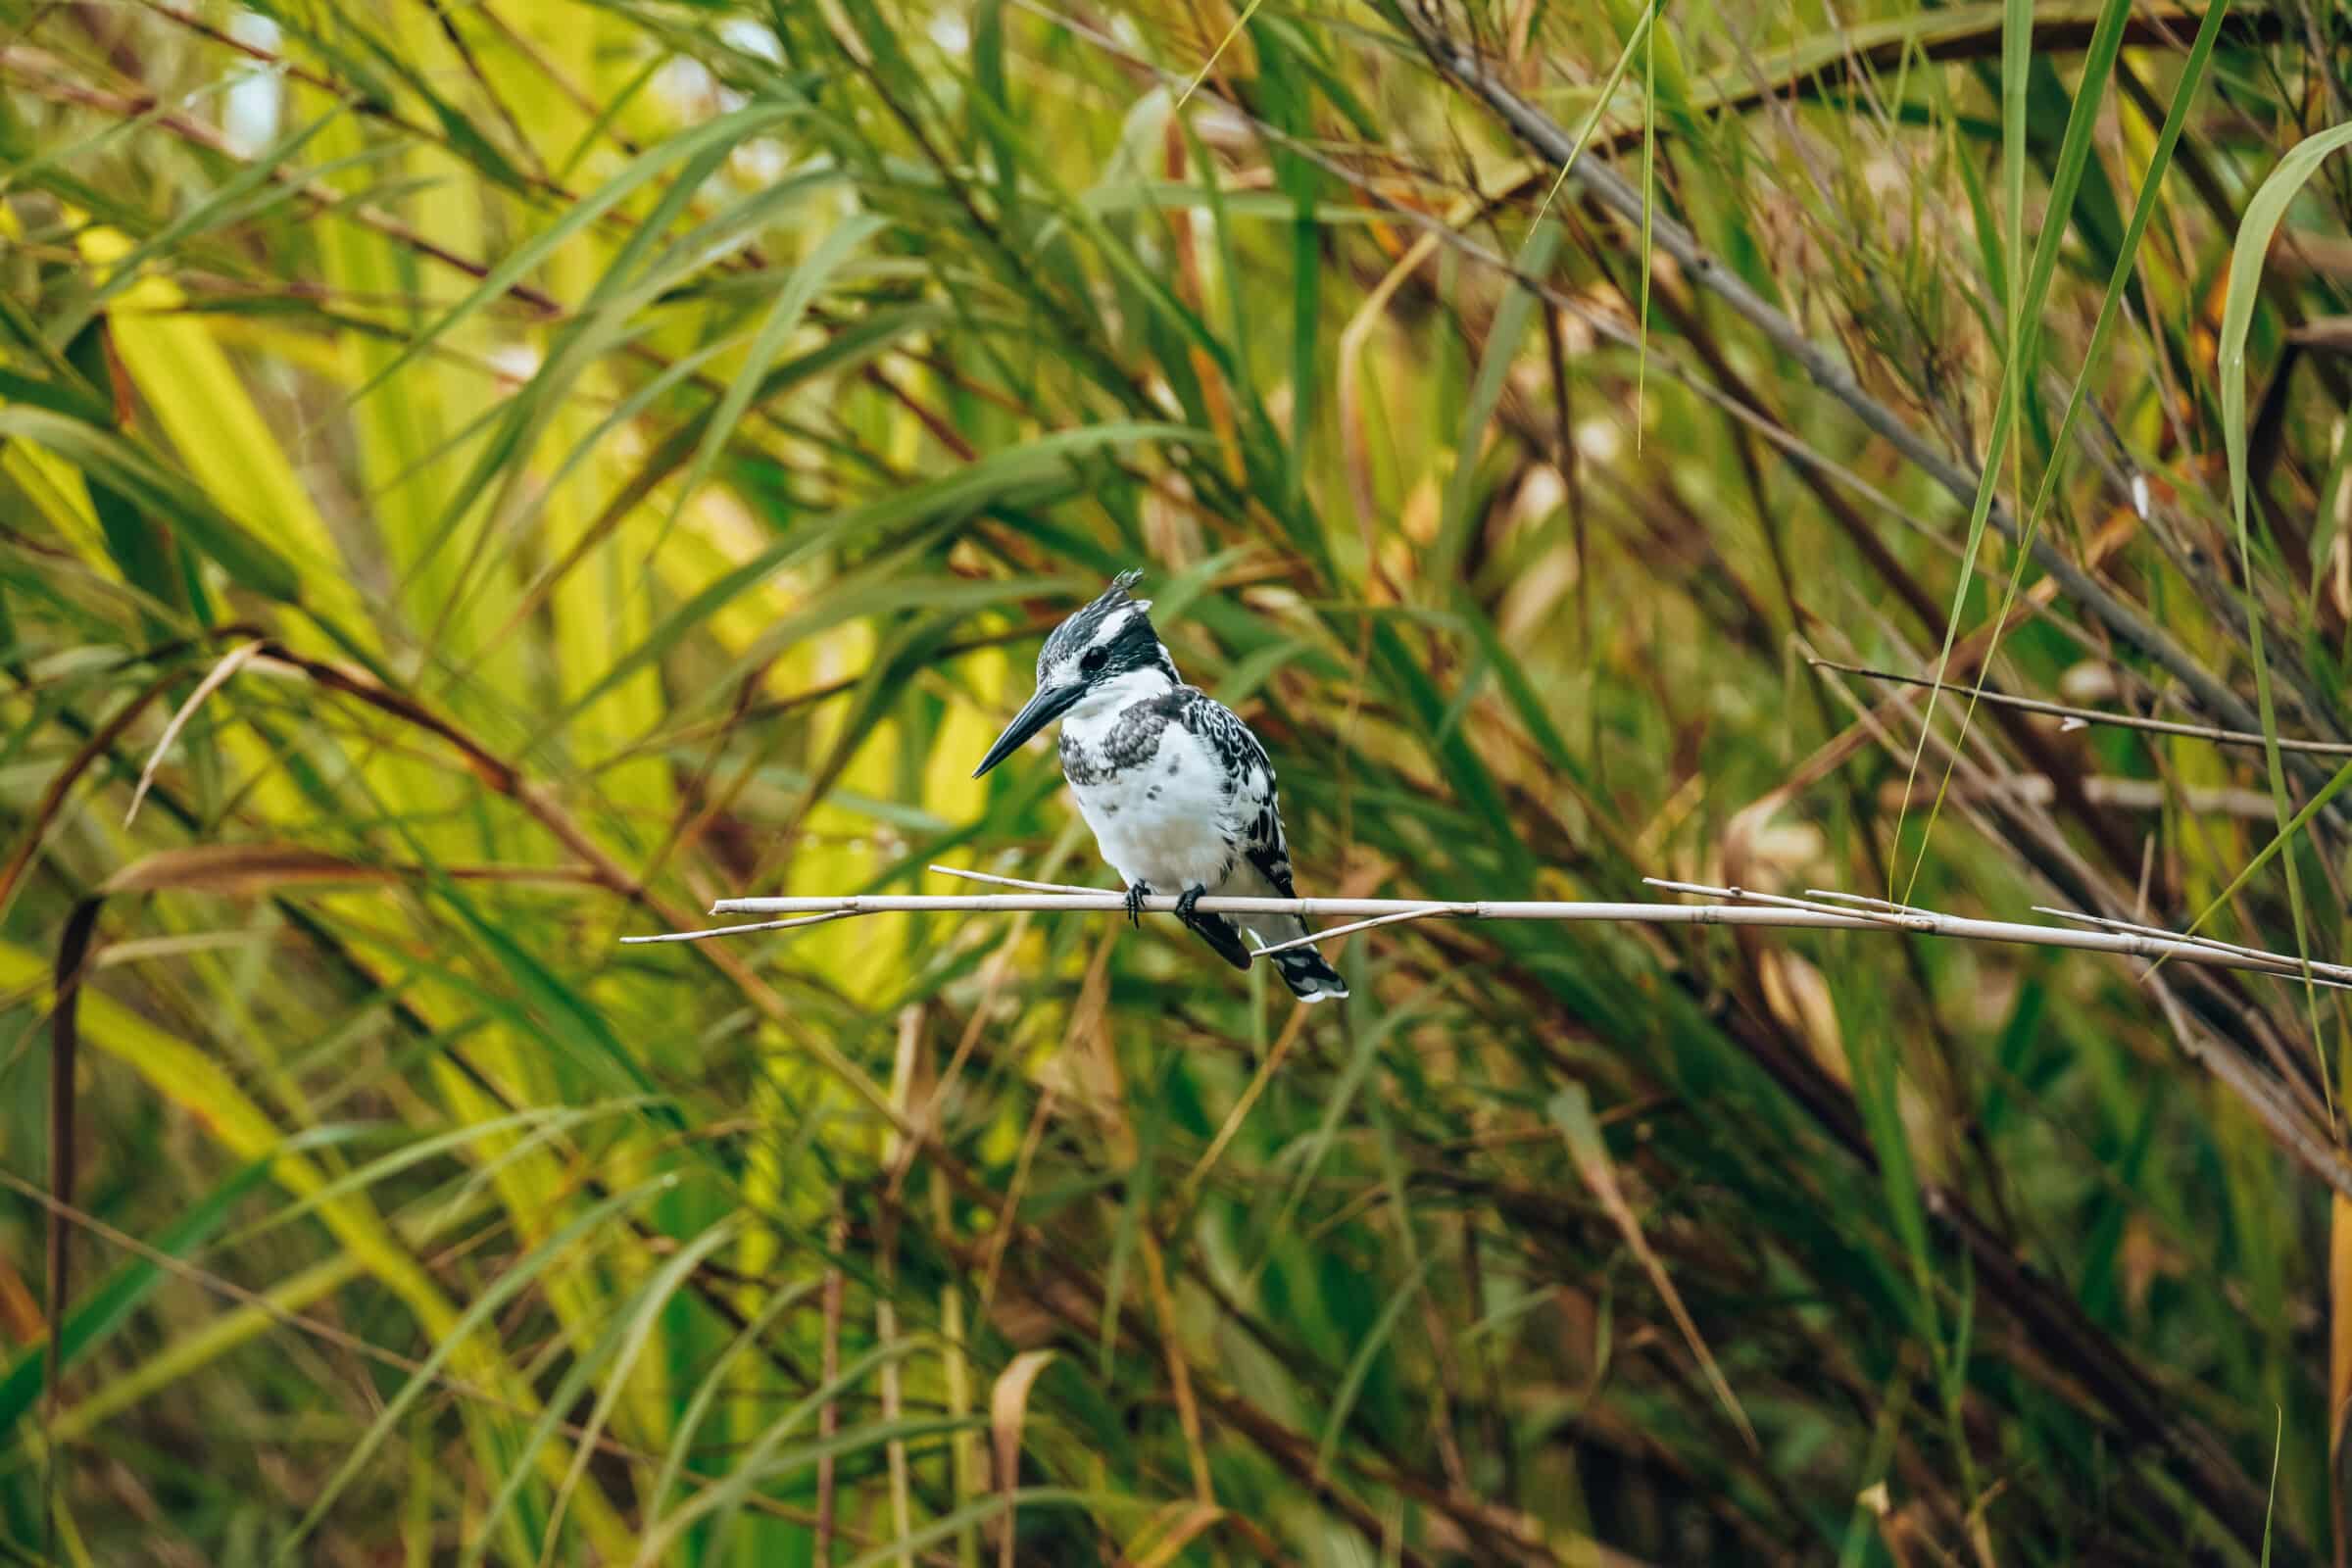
4,0,2351,1561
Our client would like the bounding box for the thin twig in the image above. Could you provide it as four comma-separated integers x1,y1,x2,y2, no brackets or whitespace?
618,911,857,944
628,885,2351,992
929,863,1103,895
1250,903,1471,957
2035,907,2352,988
1643,877,1931,931
1801,889,1944,918
1812,660,2352,757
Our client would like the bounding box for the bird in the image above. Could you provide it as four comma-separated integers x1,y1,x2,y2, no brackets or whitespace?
970,571,1349,1004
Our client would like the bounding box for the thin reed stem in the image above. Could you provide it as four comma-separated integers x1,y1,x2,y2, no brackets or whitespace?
622,883,2352,989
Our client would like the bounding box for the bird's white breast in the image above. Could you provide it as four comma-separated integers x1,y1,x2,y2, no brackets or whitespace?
1061,704,1237,892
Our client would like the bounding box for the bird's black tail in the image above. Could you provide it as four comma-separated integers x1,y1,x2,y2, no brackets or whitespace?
1183,902,1348,1002
1179,908,1255,972
1268,944,1348,1003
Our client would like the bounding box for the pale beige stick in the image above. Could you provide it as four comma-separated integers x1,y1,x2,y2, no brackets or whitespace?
615,868,2352,995
1250,903,1470,958
1645,877,1930,931
2036,907,2352,989
1814,658,2352,757
929,863,1103,896
618,911,856,945
678,891,2348,988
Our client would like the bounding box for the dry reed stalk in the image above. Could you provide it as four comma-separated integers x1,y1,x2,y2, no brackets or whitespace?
621,865,2352,992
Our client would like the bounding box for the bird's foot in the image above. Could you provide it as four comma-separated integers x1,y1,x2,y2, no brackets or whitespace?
1175,885,1206,921
1124,882,1150,928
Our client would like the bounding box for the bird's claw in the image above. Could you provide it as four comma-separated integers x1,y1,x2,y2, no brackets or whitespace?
1124,883,1148,928
1175,886,1204,921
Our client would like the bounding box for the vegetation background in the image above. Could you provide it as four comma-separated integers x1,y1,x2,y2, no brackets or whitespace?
4,0,2352,1560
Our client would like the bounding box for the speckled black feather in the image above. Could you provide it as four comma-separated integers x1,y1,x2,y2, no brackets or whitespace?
1174,694,1296,895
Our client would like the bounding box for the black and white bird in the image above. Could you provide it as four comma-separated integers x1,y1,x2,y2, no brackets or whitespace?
971,571,1349,1004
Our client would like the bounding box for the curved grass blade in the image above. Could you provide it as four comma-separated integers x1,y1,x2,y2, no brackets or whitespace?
651,212,886,560
82,109,349,316
1873,0,2231,913
1312,1254,1434,1479
221,1102,656,1251
459,1215,741,1566
645,1277,824,1513
0,409,299,601
1433,220,1559,583
1552,1084,1755,1449
1251,998,1432,1287
2210,121,2352,1068
629,1338,937,1564
837,1488,1099,1568
415,165,847,611
43,1252,368,1446
347,99,805,406
541,421,1200,739
1890,0,2146,896
0,1156,275,1436
269,1175,677,1565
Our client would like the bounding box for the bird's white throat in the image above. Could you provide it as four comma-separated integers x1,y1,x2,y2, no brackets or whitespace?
1062,665,1177,732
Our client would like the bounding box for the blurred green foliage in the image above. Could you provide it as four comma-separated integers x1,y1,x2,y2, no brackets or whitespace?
3,0,2351,1561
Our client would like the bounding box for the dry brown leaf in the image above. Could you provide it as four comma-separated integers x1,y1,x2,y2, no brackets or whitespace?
990,1348,1059,1568
1757,950,1845,1086
101,845,382,897
2331,1194,2352,1462
0,1249,43,1347
1120,1500,1226,1568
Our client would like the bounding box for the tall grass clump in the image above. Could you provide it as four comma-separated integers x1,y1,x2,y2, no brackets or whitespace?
3,0,2351,1561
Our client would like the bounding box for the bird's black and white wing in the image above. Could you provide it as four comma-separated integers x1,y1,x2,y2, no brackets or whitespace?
1178,694,1297,898
1177,693,1347,1001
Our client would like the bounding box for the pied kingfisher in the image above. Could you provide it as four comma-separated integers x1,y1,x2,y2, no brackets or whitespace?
971,571,1349,1004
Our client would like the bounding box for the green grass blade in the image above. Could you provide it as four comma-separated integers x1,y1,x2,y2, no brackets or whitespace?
654,212,886,555
2213,122,2352,1052
347,98,805,405
0,409,300,601
270,1175,678,1565
541,421,1200,738
0,1158,274,1434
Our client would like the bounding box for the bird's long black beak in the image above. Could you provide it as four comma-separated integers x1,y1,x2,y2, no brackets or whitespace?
972,684,1081,777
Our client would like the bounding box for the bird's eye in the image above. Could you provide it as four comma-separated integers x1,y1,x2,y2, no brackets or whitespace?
1080,648,1108,674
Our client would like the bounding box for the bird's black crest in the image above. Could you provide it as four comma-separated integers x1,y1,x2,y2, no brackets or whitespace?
1038,569,1173,684
1082,569,1149,621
